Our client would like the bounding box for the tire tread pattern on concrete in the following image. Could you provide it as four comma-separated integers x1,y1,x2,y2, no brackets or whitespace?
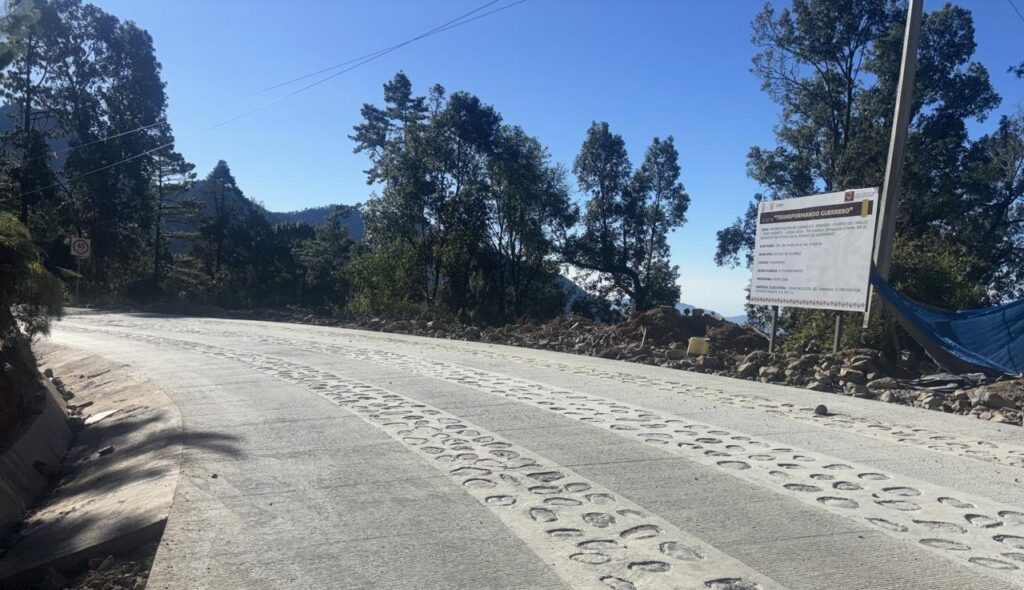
97,317,1024,471
58,325,784,590
60,322,1024,587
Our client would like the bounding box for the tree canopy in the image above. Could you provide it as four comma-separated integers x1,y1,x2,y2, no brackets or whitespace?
564,123,690,311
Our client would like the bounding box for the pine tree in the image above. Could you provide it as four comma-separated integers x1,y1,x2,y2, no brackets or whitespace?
564,123,689,311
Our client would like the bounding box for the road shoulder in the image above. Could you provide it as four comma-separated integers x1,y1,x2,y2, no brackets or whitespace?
0,342,182,588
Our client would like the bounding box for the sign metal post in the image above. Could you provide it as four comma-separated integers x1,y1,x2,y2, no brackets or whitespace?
69,237,91,305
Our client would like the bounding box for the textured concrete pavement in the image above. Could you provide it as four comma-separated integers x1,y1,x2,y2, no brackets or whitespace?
45,312,1024,589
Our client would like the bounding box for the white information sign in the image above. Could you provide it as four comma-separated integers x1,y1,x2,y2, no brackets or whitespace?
749,187,879,312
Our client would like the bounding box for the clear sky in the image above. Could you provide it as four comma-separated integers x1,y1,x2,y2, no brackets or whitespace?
91,0,1024,316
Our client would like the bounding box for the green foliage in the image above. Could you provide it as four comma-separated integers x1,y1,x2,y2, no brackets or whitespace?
293,206,359,314
346,240,424,319
352,73,576,324
483,125,575,321
0,8,590,327
0,0,38,70
0,212,63,337
0,0,175,296
889,236,988,310
564,123,690,311
958,109,1024,300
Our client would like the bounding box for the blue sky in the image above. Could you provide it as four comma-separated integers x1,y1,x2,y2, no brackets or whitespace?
92,0,1024,316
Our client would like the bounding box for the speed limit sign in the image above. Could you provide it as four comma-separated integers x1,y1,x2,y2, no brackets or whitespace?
69,237,91,258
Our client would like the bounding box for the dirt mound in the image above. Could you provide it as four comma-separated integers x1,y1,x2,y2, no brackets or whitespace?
614,306,713,347
707,322,766,355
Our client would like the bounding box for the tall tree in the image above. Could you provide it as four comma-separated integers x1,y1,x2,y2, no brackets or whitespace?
193,160,241,282
0,0,56,230
632,136,690,306
354,75,500,312
485,125,574,319
150,148,195,286
960,109,1024,299
352,72,576,321
0,0,173,290
564,122,689,311
294,206,359,313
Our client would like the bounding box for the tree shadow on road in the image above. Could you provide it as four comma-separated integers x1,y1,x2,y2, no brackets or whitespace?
52,410,245,501
0,408,246,587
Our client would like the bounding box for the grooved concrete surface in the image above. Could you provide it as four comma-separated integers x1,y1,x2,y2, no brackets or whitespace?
45,312,1024,590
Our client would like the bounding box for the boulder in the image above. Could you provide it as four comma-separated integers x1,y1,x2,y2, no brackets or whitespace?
743,350,770,364
758,366,784,382
736,362,759,378
843,382,870,396
694,355,721,370
917,392,945,410
664,349,687,361
975,389,1013,410
838,367,866,384
866,377,899,391
850,359,878,374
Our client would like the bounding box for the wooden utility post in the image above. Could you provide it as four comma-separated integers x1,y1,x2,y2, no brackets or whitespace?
865,0,923,331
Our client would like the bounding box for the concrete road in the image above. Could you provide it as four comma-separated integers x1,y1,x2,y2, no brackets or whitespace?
45,312,1024,590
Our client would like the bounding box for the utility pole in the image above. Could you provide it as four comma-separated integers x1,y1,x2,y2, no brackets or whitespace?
865,0,923,330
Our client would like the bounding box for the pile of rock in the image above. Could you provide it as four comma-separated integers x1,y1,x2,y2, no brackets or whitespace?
715,347,1021,425
351,305,759,364
344,307,1022,426
729,348,895,394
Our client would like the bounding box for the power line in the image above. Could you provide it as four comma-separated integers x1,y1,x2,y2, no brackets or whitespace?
24,0,510,164
14,0,527,201
1009,0,1024,23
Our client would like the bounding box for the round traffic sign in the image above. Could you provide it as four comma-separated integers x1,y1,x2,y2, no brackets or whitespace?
70,237,91,258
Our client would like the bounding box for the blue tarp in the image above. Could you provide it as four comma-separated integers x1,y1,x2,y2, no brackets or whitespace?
871,270,1024,377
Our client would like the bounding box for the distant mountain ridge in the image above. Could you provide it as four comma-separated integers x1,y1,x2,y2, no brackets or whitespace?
173,179,364,240
676,302,746,324
267,205,364,239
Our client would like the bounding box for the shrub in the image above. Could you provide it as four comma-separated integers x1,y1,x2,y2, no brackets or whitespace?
0,213,64,338
346,241,424,319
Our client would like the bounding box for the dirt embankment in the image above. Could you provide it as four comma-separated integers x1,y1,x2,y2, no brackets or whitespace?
0,336,41,441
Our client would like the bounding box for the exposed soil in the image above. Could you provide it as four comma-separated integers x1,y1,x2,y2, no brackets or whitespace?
31,542,157,590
